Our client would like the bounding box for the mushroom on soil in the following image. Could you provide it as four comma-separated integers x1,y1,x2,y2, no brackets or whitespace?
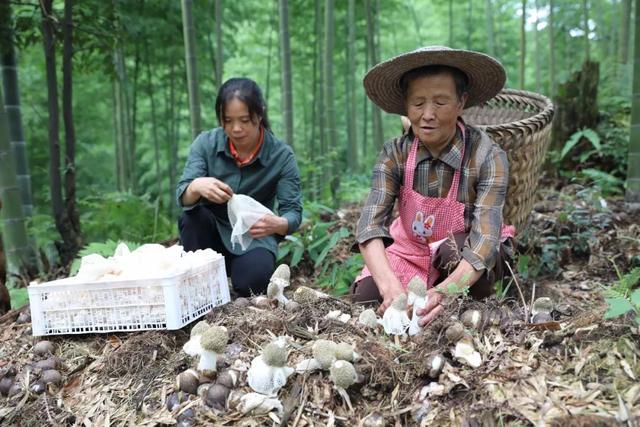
198,326,229,373
33,340,55,356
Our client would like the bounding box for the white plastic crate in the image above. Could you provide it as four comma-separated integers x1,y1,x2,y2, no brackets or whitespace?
28,256,230,336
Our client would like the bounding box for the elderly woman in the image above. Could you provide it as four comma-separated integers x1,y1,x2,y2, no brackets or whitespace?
352,46,514,326
177,77,302,297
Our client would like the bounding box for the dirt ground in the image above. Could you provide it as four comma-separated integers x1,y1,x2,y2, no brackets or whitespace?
0,184,639,426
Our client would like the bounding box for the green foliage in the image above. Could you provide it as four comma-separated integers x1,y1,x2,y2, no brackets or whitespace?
8,285,28,309
316,254,364,296
69,239,141,276
604,267,640,325
437,272,472,297
79,192,175,244
559,128,601,161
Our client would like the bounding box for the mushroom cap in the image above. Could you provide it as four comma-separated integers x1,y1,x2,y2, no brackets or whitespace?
284,300,300,312
30,380,46,395
390,293,408,310
233,297,250,308
201,326,229,353
460,309,484,330
293,286,319,304
407,276,427,297
531,297,554,316
266,281,281,299
425,354,444,378
216,370,238,389
335,342,355,362
329,360,357,389
262,341,288,367
445,322,465,343
271,264,291,282
532,312,553,324
0,377,13,396
191,320,210,337
358,309,379,328
312,339,338,369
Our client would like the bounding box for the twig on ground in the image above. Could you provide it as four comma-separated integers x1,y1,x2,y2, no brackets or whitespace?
504,260,529,323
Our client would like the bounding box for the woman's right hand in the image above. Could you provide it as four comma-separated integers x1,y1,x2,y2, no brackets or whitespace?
192,177,233,203
377,280,405,316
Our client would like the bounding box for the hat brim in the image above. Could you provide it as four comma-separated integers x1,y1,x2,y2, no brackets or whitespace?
363,48,506,115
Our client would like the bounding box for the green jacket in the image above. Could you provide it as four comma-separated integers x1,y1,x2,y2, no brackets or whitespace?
176,127,303,256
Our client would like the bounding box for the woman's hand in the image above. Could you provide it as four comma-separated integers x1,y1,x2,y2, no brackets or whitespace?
416,286,445,327
192,177,233,204
249,214,288,238
377,281,405,316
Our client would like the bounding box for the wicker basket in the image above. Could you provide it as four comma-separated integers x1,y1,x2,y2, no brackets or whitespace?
463,89,555,231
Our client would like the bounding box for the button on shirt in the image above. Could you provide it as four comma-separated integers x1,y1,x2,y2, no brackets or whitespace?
355,123,509,271
176,127,303,256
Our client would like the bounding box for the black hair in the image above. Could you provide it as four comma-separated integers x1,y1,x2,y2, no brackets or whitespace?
215,77,271,131
400,65,469,101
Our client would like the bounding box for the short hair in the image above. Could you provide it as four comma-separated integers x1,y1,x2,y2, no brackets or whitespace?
400,65,469,102
215,78,271,131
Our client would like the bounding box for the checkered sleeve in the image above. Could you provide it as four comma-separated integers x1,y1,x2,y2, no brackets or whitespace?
461,144,509,271
354,138,404,248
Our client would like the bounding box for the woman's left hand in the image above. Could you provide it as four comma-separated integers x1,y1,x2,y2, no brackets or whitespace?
249,214,289,238
416,286,445,327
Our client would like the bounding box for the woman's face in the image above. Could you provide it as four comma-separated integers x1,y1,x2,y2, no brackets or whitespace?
222,98,261,148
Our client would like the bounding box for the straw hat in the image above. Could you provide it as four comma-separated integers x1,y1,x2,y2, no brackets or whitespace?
363,46,506,115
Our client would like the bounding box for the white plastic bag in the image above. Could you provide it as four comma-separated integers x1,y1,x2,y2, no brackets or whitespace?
228,194,273,251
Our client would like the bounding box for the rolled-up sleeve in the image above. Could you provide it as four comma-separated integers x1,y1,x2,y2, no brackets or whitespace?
276,147,303,234
461,145,509,271
176,133,209,210
355,140,402,248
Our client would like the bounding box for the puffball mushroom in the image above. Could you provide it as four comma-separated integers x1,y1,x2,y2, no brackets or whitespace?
424,354,445,378
335,342,358,362
247,340,294,395
379,293,411,336
460,309,484,330
183,320,210,357
358,309,379,329
176,369,200,395
312,339,338,369
292,286,319,304
531,297,554,317
444,322,465,344
198,326,229,374
33,340,55,356
407,276,428,336
267,281,288,306
270,264,291,288
329,360,357,411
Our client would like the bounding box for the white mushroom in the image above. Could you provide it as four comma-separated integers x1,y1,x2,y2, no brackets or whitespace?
329,360,357,410
236,392,284,415
247,340,294,396
358,309,379,329
295,358,322,373
267,281,288,306
335,342,359,362
378,294,410,336
266,265,291,306
183,321,210,356
453,338,482,368
198,326,228,374
407,276,428,336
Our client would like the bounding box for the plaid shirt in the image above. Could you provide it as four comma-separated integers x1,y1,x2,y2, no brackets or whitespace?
355,122,509,271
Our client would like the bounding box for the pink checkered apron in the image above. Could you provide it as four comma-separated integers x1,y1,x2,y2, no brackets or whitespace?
357,122,515,289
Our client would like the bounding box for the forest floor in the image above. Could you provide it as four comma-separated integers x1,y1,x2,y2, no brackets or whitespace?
0,184,639,426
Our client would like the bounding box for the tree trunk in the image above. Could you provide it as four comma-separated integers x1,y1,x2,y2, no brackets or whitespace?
485,0,496,56
583,0,590,60
467,0,473,49
0,84,30,282
406,0,423,46
534,0,541,93
324,0,335,161
279,0,294,149
549,0,556,97
449,0,454,47
0,0,34,220
62,0,81,253
620,0,632,64
145,41,161,198
347,0,357,172
181,0,202,140
265,0,276,104
41,0,78,266
214,0,223,88
167,61,177,217
625,0,640,203
365,0,383,148
520,0,526,89
113,45,132,190
316,0,326,159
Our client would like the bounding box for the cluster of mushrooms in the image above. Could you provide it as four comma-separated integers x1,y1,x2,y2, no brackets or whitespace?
173,265,362,417
0,340,64,399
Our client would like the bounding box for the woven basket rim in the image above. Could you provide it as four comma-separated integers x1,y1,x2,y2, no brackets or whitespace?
468,88,555,131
